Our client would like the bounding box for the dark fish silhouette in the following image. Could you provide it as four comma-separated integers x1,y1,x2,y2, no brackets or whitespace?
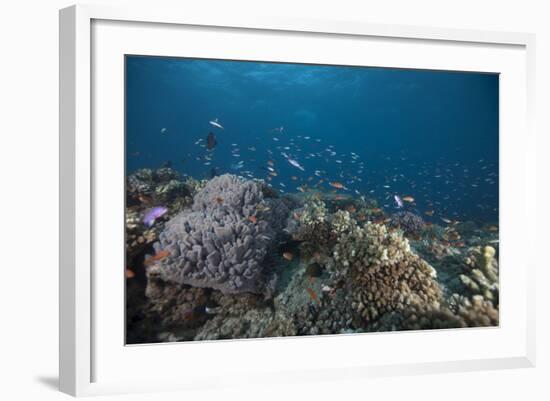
206,132,217,150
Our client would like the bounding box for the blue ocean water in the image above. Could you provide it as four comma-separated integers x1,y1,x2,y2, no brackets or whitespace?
126,56,498,224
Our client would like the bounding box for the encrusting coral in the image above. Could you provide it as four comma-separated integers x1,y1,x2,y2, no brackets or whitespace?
151,174,291,295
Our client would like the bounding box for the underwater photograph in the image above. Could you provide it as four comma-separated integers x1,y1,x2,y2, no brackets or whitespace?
125,55,499,344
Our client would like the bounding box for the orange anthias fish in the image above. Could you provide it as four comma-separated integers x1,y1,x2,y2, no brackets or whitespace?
144,249,171,266
306,287,321,305
282,252,294,261
346,205,357,213
329,182,345,189
402,196,415,203
125,268,135,279
248,215,258,224
215,197,224,204
425,210,434,216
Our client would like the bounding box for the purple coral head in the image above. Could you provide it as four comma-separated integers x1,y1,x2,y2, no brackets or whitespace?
143,206,168,227
390,211,424,234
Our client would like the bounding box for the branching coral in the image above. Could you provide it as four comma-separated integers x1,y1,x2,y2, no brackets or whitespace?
459,245,499,304
285,197,330,243
371,292,498,331
330,210,358,237
454,294,499,326
151,174,291,295
331,222,442,326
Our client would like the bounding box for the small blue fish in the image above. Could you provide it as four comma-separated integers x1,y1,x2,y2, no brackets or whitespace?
209,118,224,129
231,161,244,170
143,206,168,227
282,152,305,171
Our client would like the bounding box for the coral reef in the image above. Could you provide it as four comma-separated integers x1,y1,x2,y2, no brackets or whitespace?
144,264,211,333
151,174,291,295
285,197,331,243
126,208,160,259
127,167,192,205
126,168,195,261
183,176,208,195
459,245,499,304
332,221,442,325
126,173,499,343
194,293,297,341
390,210,425,235
370,292,498,332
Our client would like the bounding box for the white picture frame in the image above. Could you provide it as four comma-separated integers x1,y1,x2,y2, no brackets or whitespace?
59,4,536,397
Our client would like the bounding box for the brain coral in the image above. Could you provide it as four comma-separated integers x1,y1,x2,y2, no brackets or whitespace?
332,222,443,325
151,174,290,294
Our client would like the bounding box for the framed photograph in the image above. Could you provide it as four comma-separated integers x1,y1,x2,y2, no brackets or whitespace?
59,4,536,396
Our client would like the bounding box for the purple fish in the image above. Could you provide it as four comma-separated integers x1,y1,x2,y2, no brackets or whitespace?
394,195,404,208
143,206,168,227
